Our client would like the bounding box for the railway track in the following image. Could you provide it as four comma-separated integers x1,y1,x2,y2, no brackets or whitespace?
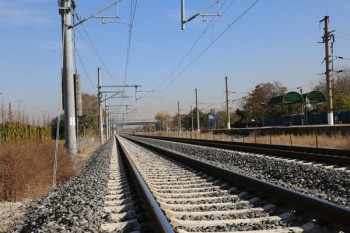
134,135,350,166
16,136,349,232
117,136,350,232
100,142,140,232
125,135,350,208
17,138,158,232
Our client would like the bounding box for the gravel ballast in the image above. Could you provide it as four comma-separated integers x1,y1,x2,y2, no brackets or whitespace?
15,139,115,232
127,136,350,207
118,136,297,232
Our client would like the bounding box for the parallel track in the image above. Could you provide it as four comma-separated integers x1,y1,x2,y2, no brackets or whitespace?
118,136,350,232
134,135,350,166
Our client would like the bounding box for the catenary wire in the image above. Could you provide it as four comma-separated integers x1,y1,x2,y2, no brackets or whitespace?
159,0,260,95
76,21,121,84
76,48,97,91
122,0,138,93
155,0,237,95
134,0,260,117
135,0,237,111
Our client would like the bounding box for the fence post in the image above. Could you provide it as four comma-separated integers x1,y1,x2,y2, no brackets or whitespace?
316,133,319,148
290,134,292,146
254,131,257,144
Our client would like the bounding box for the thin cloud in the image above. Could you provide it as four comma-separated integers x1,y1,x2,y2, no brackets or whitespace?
0,1,55,27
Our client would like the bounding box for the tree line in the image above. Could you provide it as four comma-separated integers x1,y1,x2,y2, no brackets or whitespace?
154,68,350,130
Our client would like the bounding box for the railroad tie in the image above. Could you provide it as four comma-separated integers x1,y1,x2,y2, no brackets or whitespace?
100,143,140,232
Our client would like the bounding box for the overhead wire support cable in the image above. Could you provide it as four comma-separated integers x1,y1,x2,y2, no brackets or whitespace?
75,49,96,90
77,25,121,83
160,0,261,95
69,1,119,29
137,0,238,114
72,1,128,84
122,0,138,96
182,0,222,30
155,0,235,95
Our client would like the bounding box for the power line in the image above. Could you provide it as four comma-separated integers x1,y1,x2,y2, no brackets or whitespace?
133,1,260,119
75,49,97,91
156,0,237,95
336,31,350,37
158,0,261,95
75,22,121,84
123,0,138,92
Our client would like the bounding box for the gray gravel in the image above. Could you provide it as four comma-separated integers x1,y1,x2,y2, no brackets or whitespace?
127,136,350,207
118,137,295,232
16,139,115,232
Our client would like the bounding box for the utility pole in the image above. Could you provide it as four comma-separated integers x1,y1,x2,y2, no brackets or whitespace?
320,16,334,125
59,0,77,154
225,76,231,129
195,88,200,132
105,94,108,140
107,106,110,139
191,105,194,132
178,101,181,132
97,67,104,144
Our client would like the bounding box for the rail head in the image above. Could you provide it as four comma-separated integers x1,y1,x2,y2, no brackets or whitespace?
116,136,174,233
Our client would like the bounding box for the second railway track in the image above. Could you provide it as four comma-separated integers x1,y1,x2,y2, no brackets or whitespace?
117,136,350,232
126,135,350,208
134,135,350,166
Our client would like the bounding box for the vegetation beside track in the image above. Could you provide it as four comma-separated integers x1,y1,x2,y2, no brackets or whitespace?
0,139,98,202
0,122,51,147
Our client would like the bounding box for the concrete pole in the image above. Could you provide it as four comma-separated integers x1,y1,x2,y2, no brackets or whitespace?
181,0,185,30
321,16,334,125
178,101,181,132
105,95,108,140
107,106,110,139
98,67,103,144
59,0,77,154
191,105,194,132
225,76,231,129
195,88,200,132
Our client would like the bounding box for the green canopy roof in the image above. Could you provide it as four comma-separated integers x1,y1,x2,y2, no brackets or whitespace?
269,91,303,105
302,91,327,103
269,91,326,105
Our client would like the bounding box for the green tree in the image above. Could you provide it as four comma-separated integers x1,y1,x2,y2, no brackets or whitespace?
155,111,171,131
181,108,209,131
241,82,288,126
314,66,350,111
51,93,99,138
334,92,350,111
79,93,99,136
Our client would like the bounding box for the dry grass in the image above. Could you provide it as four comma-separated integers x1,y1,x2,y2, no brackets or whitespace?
0,140,90,202
139,131,350,150
237,132,350,149
78,140,100,155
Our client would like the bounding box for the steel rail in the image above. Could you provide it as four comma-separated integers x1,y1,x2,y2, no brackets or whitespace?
116,137,174,233
135,135,350,165
125,136,350,230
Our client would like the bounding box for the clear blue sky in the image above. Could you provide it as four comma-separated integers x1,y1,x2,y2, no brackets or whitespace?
1,0,350,122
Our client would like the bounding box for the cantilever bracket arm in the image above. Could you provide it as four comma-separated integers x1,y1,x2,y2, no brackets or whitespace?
69,1,119,29
181,0,221,30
